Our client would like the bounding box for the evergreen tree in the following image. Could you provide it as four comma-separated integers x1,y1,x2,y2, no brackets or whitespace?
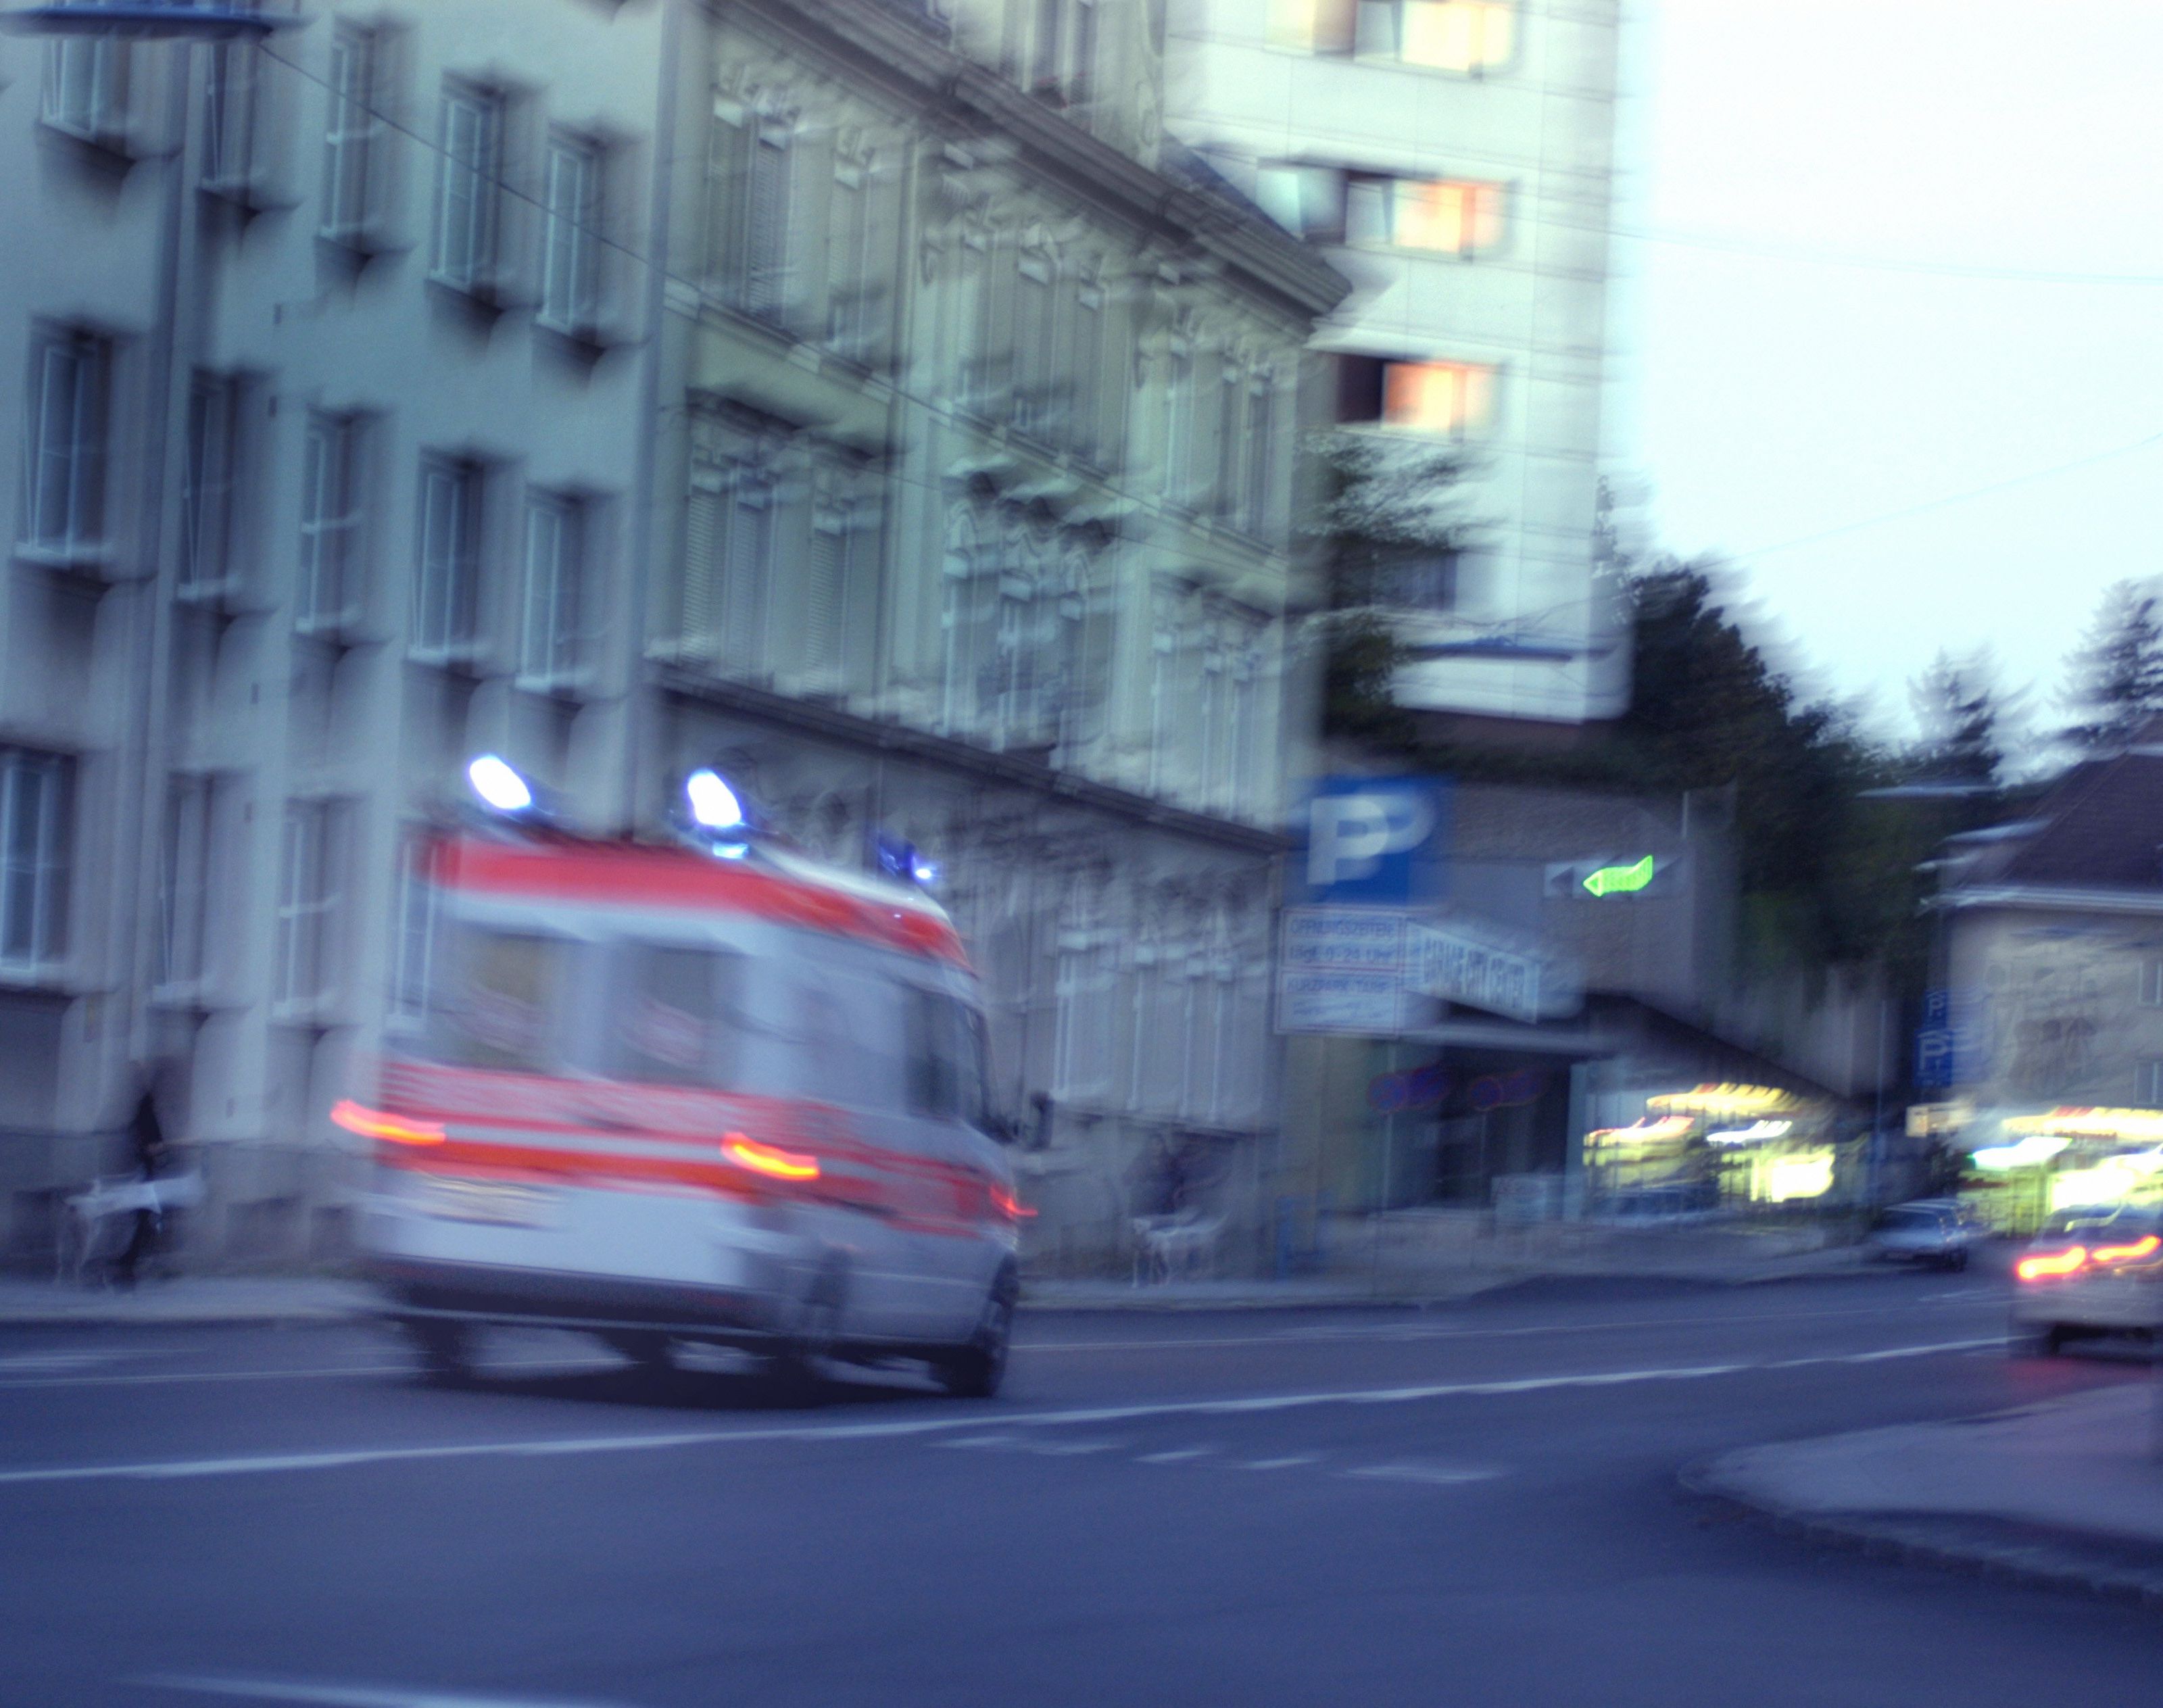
2062,580,2163,754
1907,647,2008,789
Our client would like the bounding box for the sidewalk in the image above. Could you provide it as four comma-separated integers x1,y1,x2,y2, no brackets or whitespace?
0,1275,373,1327
1687,1380,2163,1607
0,1234,1893,1328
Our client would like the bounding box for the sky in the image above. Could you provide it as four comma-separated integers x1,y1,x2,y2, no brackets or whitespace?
1616,0,2163,748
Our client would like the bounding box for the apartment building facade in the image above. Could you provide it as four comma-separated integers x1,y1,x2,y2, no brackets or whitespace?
0,0,1344,1273
1163,0,1628,731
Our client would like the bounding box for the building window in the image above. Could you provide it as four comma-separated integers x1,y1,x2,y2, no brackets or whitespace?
518,491,585,688
320,26,381,245
181,373,243,599
681,435,777,677
540,132,603,335
433,82,504,294
41,32,128,145
1348,175,1506,254
824,154,894,364
297,412,362,633
202,34,260,195
273,799,339,1012
1384,1,1515,72
1053,896,1115,1104
19,327,110,561
1013,256,1059,439
2143,1059,2163,1106
0,750,72,976
156,775,219,997
1147,585,1200,799
1339,355,1497,437
389,832,437,1028
1381,549,1460,612
1271,0,1515,72
806,458,877,696
1070,281,1104,460
1242,374,1276,539
414,456,482,660
708,103,796,324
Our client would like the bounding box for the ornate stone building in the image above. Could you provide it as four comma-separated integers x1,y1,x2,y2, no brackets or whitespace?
0,1,1342,1273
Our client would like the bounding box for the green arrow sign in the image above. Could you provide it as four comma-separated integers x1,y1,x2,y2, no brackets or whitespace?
1582,855,1655,896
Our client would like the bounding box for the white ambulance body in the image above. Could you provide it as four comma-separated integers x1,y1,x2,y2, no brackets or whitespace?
346,831,1021,1396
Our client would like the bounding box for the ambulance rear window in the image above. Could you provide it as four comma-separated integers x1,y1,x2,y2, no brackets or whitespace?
615,944,744,1088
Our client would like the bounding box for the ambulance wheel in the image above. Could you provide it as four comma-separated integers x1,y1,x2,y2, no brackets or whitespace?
764,1267,845,1397
404,1317,475,1386
937,1271,1015,1400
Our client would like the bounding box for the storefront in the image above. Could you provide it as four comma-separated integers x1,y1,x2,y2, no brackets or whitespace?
1964,1106,2163,1234
1582,1082,1847,1215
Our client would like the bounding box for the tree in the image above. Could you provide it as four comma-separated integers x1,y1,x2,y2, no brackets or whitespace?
1907,647,2010,791
1306,431,1480,743
2061,579,2163,754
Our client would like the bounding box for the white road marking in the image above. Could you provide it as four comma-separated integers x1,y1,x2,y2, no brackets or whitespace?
1340,1463,1502,1486
139,1675,633,1707
1238,1455,1321,1471
1136,1446,1213,1463
1020,1298,2007,1356
0,1350,129,1373
0,1355,618,1392
0,1338,2005,1489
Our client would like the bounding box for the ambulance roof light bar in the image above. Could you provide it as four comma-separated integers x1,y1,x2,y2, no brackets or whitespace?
675,766,761,861
462,754,565,837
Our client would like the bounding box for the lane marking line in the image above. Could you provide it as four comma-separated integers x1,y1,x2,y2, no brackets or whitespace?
1238,1455,1321,1471
0,1338,2006,1489
0,1357,618,1392
1340,1463,1502,1486
138,1675,635,1707
1136,1447,1213,1463
1021,1298,2008,1356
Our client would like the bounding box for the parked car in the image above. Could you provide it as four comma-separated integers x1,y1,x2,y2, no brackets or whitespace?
2009,1204,2163,1355
1864,1199,1979,1269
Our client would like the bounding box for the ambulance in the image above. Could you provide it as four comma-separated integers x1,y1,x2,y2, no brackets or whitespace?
341,758,1023,1396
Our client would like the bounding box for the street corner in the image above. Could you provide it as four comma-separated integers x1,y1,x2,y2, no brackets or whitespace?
1681,1382,2163,1606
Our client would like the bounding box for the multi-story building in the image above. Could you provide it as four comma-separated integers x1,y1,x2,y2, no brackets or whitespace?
1163,0,1628,735
0,0,1344,1274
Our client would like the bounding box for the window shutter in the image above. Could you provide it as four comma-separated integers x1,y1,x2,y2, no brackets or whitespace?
681,485,723,661
720,485,769,674
744,122,794,320
805,521,845,681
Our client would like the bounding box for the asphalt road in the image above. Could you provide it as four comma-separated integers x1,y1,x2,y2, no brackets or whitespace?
2,1262,2158,1707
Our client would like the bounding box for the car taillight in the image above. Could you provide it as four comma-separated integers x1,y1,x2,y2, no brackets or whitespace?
990,1185,1035,1221
331,1099,445,1146
2091,1234,2161,1265
2016,1246,2087,1282
721,1133,820,1182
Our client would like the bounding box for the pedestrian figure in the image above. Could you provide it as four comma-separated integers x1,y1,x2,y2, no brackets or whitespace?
113,1074,170,1289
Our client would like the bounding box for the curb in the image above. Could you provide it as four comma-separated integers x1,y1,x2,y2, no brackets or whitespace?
1678,1455,2163,1612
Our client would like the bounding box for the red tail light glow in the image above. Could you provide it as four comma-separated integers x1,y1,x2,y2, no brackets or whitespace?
991,1186,1036,1221
721,1133,820,1182
2016,1246,2087,1282
332,1099,445,1146
2091,1234,2161,1265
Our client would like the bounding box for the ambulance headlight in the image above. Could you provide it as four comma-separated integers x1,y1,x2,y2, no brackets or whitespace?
468,754,536,816
684,768,744,833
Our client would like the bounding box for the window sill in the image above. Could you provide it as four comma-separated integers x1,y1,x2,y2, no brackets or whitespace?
407,649,496,682
1260,43,1511,82
512,672,593,703
427,272,528,320
0,965,77,996
200,175,299,218
37,117,138,172
535,313,629,356
316,227,406,269
14,540,118,581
